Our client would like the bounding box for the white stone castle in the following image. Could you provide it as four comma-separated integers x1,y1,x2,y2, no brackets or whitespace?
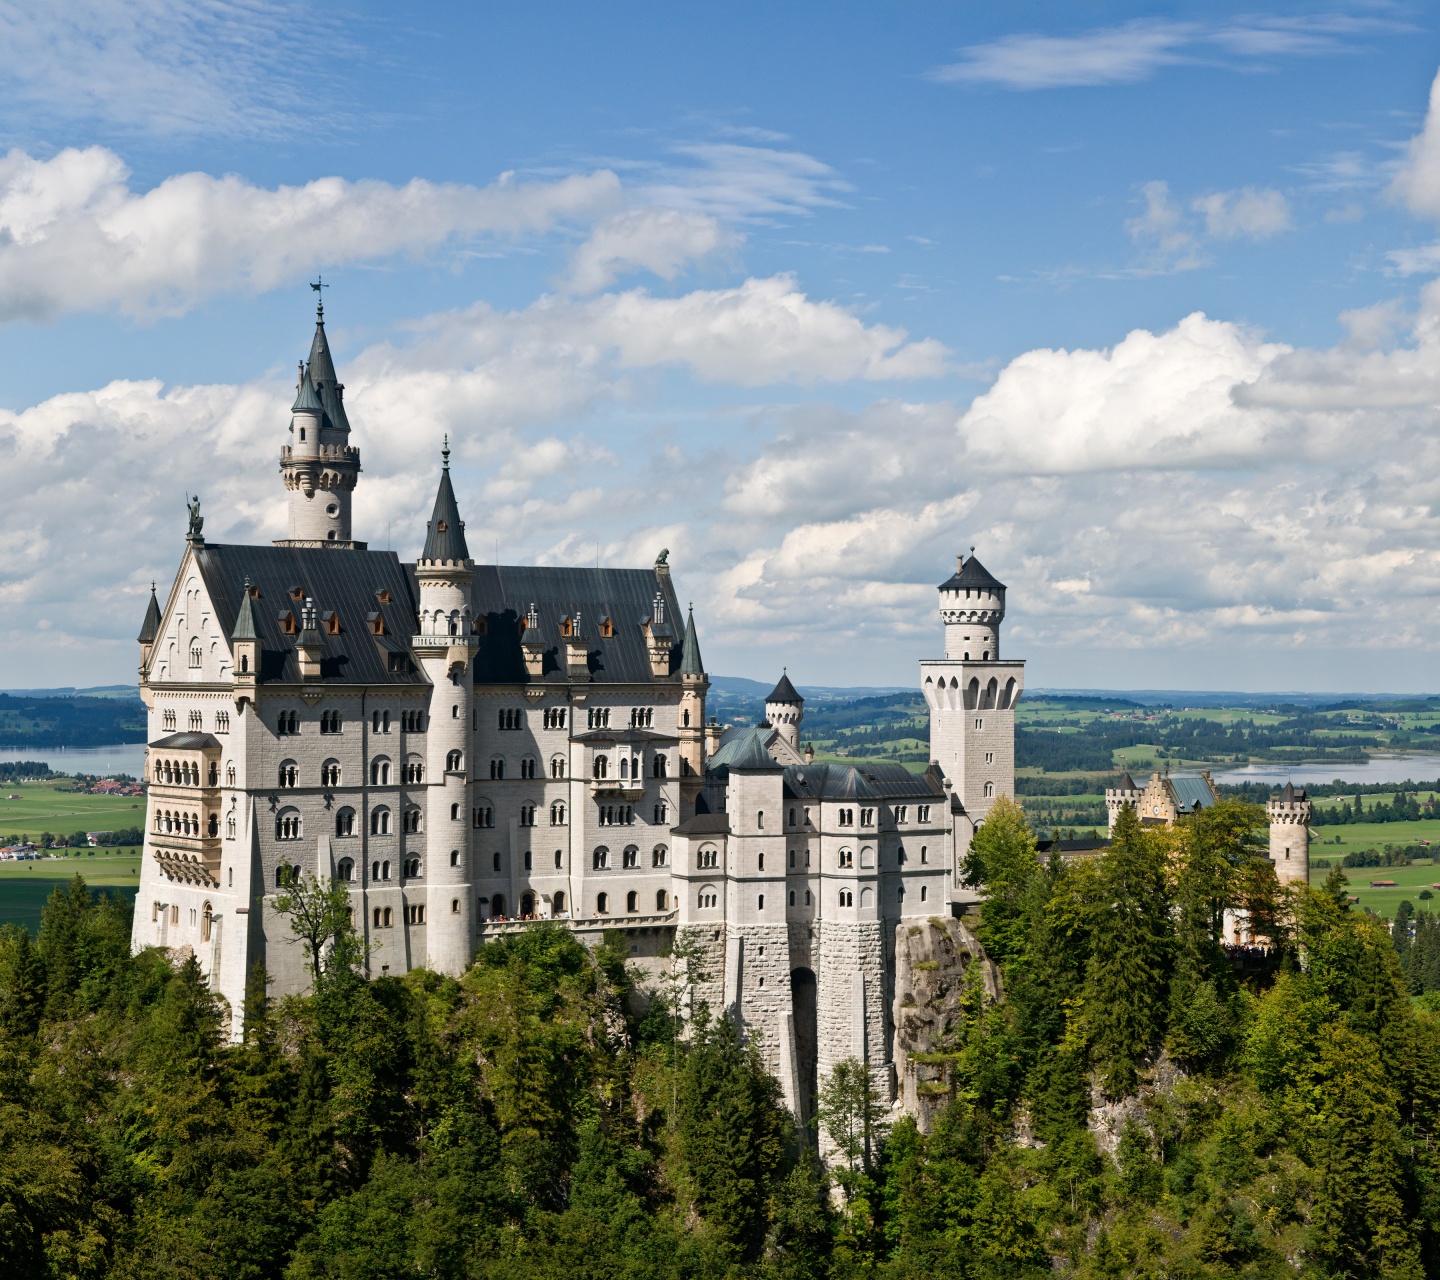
129,301,1030,1115
130,301,1308,1117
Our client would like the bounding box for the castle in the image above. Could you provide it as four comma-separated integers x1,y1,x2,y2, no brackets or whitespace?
129,301,1304,1120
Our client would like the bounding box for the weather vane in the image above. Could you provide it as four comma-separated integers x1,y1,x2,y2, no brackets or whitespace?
311,275,327,317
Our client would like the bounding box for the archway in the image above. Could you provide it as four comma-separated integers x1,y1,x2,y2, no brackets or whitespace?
790,967,818,1130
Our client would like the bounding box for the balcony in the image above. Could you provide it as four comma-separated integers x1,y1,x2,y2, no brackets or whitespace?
589,776,645,798
151,845,221,888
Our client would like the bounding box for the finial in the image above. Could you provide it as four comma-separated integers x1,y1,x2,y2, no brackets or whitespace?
442,433,450,470
310,275,326,319
970,544,976,555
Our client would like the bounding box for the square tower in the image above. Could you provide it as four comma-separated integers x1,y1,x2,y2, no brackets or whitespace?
919,552,1024,832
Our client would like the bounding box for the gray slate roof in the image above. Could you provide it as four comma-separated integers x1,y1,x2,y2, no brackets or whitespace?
470,564,683,685
679,607,704,677
766,672,803,704
1166,773,1218,813
305,312,351,434
191,543,422,685
938,552,1005,594
781,761,947,802
672,812,730,837
1115,771,1137,791
150,731,222,751
137,586,162,644
421,455,470,562
708,726,782,773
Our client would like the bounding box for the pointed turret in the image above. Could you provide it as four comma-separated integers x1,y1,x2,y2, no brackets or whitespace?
231,577,262,692
277,291,362,547
422,437,470,563
137,582,163,680
679,605,705,677
137,583,162,645
766,672,802,705
764,669,804,754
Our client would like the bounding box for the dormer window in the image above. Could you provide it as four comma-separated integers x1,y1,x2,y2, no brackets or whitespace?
289,586,304,601
561,616,574,637
375,589,391,604
368,612,385,636
600,617,615,638
323,611,340,635
278,611,296,635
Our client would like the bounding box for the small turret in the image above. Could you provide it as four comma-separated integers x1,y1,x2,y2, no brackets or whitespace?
644,591,675,678
938,550,1005,661
764,671,804,754
231,578,262,701
1105,770,1143,833
677,606,709,793
1267,782,1311,886
296,597,326,681
138,583,162,678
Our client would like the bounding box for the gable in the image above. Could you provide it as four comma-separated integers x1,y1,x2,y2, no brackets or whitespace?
151,549,230,684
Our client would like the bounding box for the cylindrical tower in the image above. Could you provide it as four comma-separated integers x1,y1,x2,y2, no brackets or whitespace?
1267,782,1310,886
939,551,1005,660
277,301,362,547
764,671,804,754
413,443,475,976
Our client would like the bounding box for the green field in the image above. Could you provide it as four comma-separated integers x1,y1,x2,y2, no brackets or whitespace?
1311,855,1440,919
0,778,145,838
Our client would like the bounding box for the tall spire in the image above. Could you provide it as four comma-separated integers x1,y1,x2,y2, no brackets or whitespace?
421,443,469,562
679,603,705,677
231,578,259,641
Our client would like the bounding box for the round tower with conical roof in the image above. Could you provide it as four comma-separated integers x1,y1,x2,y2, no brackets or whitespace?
765,671,804,754
277,297,363,547
939,549,1005,660
412,439,476,976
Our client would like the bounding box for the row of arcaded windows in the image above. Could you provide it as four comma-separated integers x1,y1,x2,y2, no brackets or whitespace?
590,844,669,870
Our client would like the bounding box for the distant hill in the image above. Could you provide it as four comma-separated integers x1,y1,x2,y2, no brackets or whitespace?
0,692,146,747
0,685,142,701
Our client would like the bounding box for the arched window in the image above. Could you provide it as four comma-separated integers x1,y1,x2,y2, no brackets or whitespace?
370,806,391,836
226,763,236,785
336,808,355,837
519,803,536,827
492,893,506,919
626,890,638,913
321,759,341,787
226,815,236,839
404,758,423,784
520,755,536,779
447,749,463,772
593,755,608,779
275,861,299,888
593,845,610,870
207,813,218,837
189,640,202,668
404,857,420,878
490,757,505,780
554,890,566,915
656,889,668,911
208,761,218,786
521,892,535,917
200,901,212,942
620,757,629,779
370,757,391,785
381,860,391,881
652,844,667,867
550,800,566,826
697,885,718,909
596,892,610,915
860,887,874,908
404,807,421,833
623,845,639,868
839,888,854,907
337,857,354,882
450,849,460,867
550,755,566,779
276,810,301,841
383,907,393,927
757,810,764,829
373,907,382,928
653,754,667,778
698,845,718,869
451,802,460,821
838,847,854,869
984,781,995,798
278,760,298,788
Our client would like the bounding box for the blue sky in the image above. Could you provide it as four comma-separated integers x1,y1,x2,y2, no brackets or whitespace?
3,1,1440,692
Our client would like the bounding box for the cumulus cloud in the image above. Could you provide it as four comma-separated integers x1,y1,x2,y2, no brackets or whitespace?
1193,187,1292,240
0,148,621,322
1125,180,1293,272
564,209,741,294
1390,67,1440,220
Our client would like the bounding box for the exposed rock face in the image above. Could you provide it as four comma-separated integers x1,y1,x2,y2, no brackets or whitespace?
1087,1051,1186,1157
892,915,1002,1132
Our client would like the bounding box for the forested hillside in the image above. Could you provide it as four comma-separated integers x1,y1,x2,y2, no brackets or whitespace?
1,801,1437,1278
0,692,145,748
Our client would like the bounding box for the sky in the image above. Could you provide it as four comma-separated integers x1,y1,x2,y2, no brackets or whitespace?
4,1,1440,693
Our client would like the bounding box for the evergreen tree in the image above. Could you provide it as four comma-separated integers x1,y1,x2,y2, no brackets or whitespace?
1084,806,1172,1095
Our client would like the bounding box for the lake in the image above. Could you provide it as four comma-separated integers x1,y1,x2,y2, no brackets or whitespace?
1208,755,1440,787
0,744,147,778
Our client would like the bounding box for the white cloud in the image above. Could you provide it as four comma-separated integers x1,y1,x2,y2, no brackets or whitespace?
1390,68,1440,220
635,144,850,221
564,208,741,294
0,147,622,322
1192,187,1292,240
1125,180,1204,271
930,15,1399,91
